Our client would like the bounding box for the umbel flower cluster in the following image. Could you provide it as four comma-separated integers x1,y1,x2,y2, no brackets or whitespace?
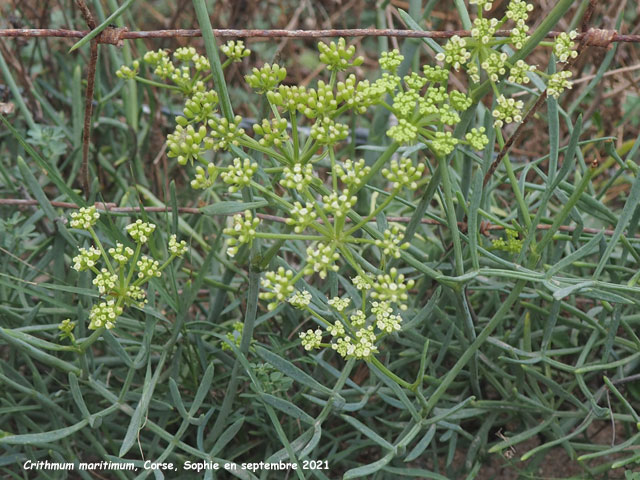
492,228,524,254
293,270,414,359
437,0,578,126
114,1,579,361
68,207,187,330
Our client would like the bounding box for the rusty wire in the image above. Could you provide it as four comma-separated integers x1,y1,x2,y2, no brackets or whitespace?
2,198,639,240
0,27,638,45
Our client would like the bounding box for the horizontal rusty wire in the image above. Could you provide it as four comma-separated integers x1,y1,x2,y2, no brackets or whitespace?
2,198,639,239
0,27,638,46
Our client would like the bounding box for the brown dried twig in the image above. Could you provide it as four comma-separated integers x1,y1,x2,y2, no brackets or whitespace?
74,0,97,199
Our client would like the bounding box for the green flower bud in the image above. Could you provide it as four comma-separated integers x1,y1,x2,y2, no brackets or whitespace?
223,210,260,257
371,267,415,310
374,225,410,259
328,297,351,312
318,37,363,71
221,157,258,193
322,191,357,218
508,59,536,84
126,219,156,244
253,118,289,147
191,163,218,190
304,242,340,279
547,70,573,98
387,118,418,144
70,206,100,230
89,300,122,330
285,202,317,233
471,17,499,45
136,255,161,280
280,163,314,192
299,329,323,350
382,157,425,190
492,229,523,253
431,131,459,156
259,267,296,311
207,115,245,151
481,52,508,82
72,246,101,271
492,95,524,128
168,234,188,257
435,35,470,71
221,40,251,62
506,0,534,25
288,290,312,309
335,159,371,190
465,127,489,150
470,0,493,12
246,63,287,93
93,268,118,295
116,60,139,80
310,117,348,145
109,243,134,264
554,31,579,62
167,124,210,165
422,65,449,83
379,49,404,72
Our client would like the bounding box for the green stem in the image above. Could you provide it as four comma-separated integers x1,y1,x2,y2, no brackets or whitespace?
352,142,400,196
438,155,465,277
423,279,526,415
249,181,293,209
88,227,115,274
369,356,413,389
192,0,233,121
290,110,300,163
337,244,368,279
77,327,106,353
299,140,320,165
124,242,142,287
157,254,177,273
329,147,338,191
315,359,356,423
133,76,181,91
256,232,324,241
305,307,333,328
344,188,399,237
303,189,333,236
0,49,36,129
239,136,290,165
206,267,261,443
495,129,532,230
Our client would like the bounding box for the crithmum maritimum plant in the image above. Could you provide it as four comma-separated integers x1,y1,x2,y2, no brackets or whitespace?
106,0,581,385
66,206,186,344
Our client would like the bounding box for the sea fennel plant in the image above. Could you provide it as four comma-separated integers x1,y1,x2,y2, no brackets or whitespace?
66,206,186,339
110,0,578,377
